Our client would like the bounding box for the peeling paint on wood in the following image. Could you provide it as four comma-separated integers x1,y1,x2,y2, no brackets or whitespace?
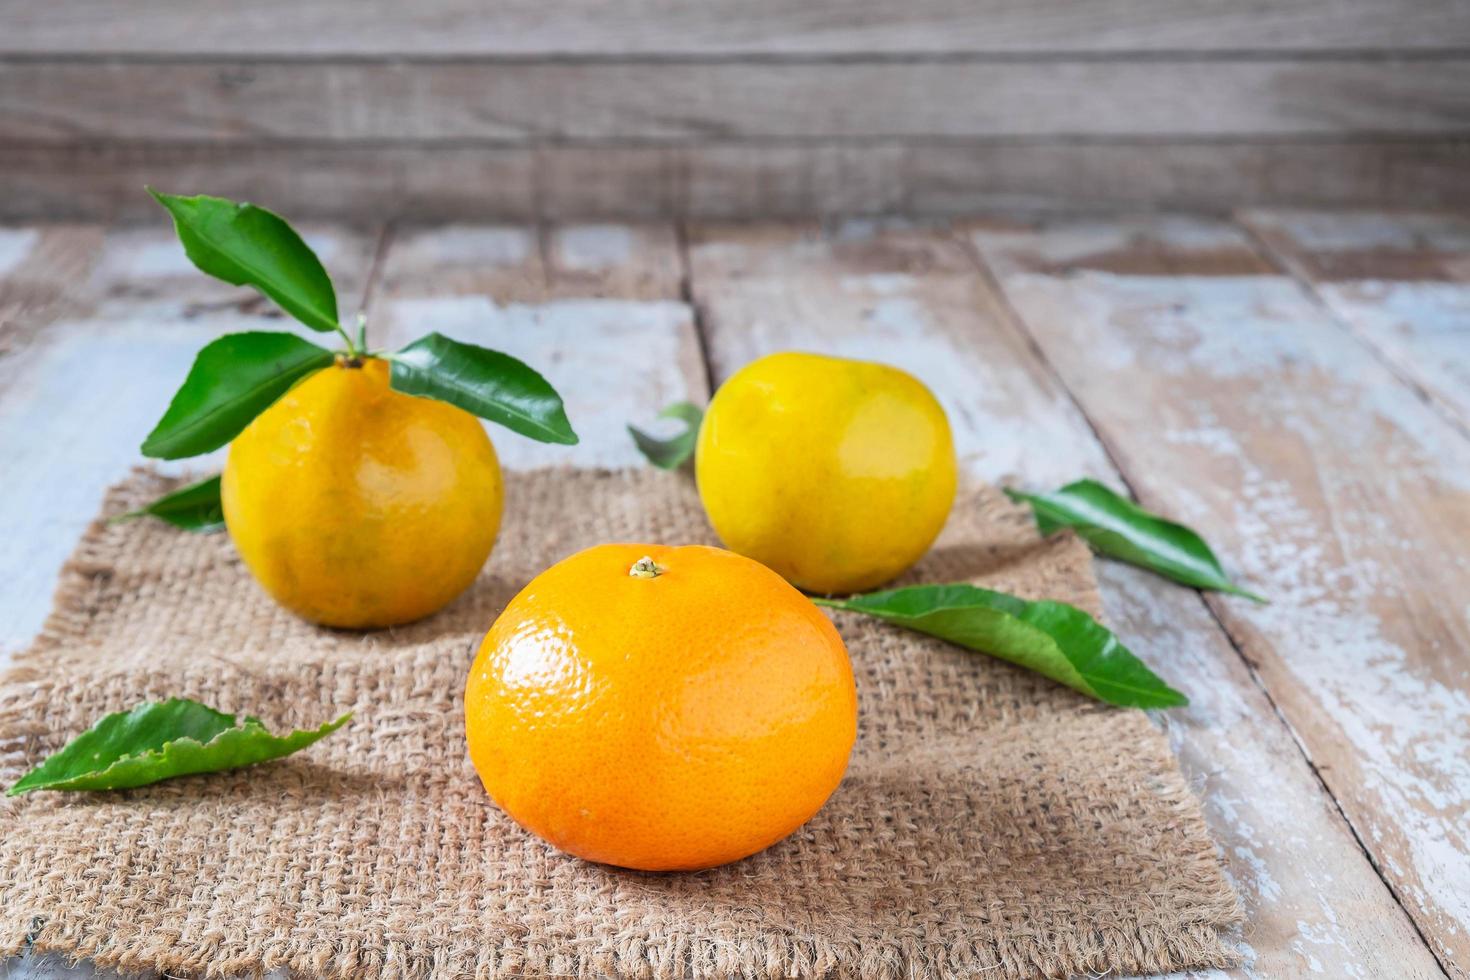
2,215,1462,980
367,221,705,471
691,220,1445,978
972,214,1470,976
1241,209,1470,432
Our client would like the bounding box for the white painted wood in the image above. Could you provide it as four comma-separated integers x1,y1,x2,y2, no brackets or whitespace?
379,296,703,470
0,225,105,357
3,216,1458,979
379,223,683,302
5,140,1470,223
687,220,1445,978
369,222,705,470
2,0,1466,54
1240,209,1470,429
689,223,1107,485
0,953,107,979
0,228,39,277
970,214,1470,977
6,60,1469,143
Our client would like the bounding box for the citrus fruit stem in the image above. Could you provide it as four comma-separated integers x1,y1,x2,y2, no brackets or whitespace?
329,312,369,361
628,556,665,578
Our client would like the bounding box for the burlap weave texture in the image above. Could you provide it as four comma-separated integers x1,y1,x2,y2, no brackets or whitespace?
0,468,1240,979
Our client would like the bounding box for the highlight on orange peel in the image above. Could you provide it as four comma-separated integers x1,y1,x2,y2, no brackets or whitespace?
464,543,858,871
223,357,503,629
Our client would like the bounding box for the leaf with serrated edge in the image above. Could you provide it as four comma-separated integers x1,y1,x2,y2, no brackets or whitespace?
388,333,578,445
817,583,1187,709
628,402,704,470
116,475,224,534
141,332,334,459
1005,479,1264,601
7,698,350,795
150,189,340,333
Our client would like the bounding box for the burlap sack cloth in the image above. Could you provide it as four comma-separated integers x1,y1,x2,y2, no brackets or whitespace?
0,468,1241,979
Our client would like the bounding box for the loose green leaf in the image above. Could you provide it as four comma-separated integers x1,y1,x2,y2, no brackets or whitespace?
389,332,578,445
141,331,334,459
628,402,703,470
116,475,224,533
1005,479,1264,602
816,584,1187,708
150,189,341,333
7,698,350,795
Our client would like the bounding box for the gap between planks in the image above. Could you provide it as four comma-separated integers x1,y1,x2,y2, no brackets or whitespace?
1236,213,1470,444
1,216,1458,979
952,221,1455,978
678,218,1446,978
963,213,1470,977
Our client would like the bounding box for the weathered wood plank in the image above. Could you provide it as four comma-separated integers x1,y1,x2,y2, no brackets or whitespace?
5,140,1470,223
969,214,1470,978
1240,209,1470,429
2,0,1467,54
0,954,118,980
5,60,1469,143
0,224,105,355
686,220,1445,978
366,222,705,471
377,224,683,303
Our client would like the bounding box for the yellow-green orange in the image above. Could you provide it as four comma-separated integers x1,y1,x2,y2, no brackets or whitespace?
696,351,957,594
222,357,502,628
465,543,857,871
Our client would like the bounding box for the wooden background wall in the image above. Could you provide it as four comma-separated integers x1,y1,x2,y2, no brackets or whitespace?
1,0,1469,219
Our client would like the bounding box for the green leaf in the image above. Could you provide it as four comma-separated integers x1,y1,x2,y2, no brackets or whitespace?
628,402,703,470
7,698,350,795
1005,479,1264,602
141,332,334,459
116,475,224,533
388,332,578,445
150,189,341,333
816,584,1187,709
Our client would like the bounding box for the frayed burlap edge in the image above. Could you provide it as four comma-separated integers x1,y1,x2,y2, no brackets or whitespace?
4,913,1239,980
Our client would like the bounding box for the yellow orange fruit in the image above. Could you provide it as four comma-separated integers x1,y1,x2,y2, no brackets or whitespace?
464,543,857,871
222,357,502,628
695,351,957,594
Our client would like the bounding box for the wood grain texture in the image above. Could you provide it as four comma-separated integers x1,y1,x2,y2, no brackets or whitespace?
686,220,1447,978
969,214,1470,978
377,224,683,303
2,0,1468,54
1241,209,1470,429
5,140,1470,223
5,60,1469,143
2,216,1462,980
367,222,705,471
0,224,105,356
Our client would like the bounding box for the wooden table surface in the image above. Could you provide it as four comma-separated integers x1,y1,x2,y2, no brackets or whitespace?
1,211,1467,980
